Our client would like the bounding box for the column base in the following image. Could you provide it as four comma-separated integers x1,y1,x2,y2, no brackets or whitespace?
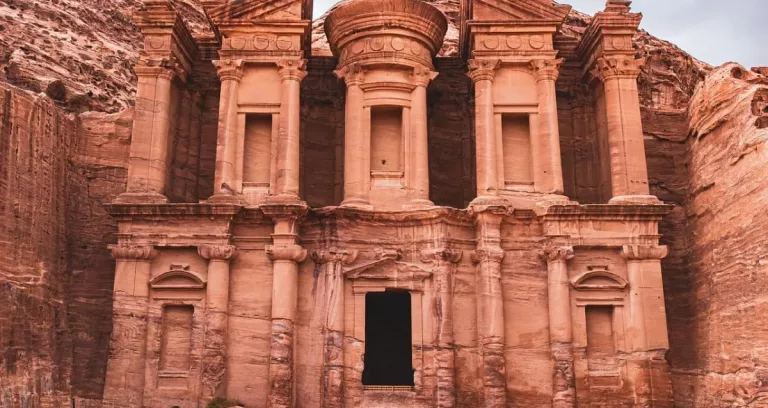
608,195,662,205
207,193,244,205
340,197,373,211
468,195,509,211
264,194,304,206
113,191,169,204
402,198,434,210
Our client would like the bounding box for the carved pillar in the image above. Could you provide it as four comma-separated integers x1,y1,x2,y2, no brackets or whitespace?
470,204,508,408
592,57,653,202
544,245,576,408
103,245,158,407
118,58,181,203
274,60,308,200
421,248,462,408
407,66,438,208
336,64,371,208
211,59,244,200
198,244,238,399
467,59,502,200
311,248,359,408
621,244,671,407
530,59,565,194
264,205,308,408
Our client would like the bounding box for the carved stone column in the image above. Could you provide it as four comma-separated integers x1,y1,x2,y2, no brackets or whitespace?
530,59,565,194
421,248,462,408
211,59,244,201
274,60,308,200
311,248,359,408
406,66,438,209
336,64,371,208
469,203,508,408
592,57,655,203
544,245,576,408
117,58,181,203
103,245,158,407
468,59,502,200
621,244,671,407
264,205,308,408
198,244,238,399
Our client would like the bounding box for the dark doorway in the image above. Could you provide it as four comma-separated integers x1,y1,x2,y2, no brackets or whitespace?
362,290,414,386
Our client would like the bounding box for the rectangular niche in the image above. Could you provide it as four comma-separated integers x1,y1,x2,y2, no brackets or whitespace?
243,114,272,188
370,106,404,174
159,305,194,378
585,305,620,387
501,114,533,188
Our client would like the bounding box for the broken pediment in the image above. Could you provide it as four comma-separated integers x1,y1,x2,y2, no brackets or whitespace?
207,0,305,23
571,266,628,291
471,0,571,24
150,263,206,290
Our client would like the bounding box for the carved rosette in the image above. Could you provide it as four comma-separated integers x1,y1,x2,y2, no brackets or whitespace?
530,58,564,82
276,59,308,82
412,65,439,88
212,59,245,82
109,244,158,261
543,245,574,263
266,244,307,263
333,63,366,87
591,56,646,82
621,245,668,261
198,244,238,261
466,59,501,83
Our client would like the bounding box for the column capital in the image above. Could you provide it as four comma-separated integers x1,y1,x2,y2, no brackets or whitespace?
198,244,238,261
266,244,308,263
591,56,645,82
420,248,463,264
109,244,158,261
276,59,308,82
621,245,668,261
334,63,366,86
467,59,501,83
412,65,439,87
213,59,245,82
543,245,574,263
471,247,505,264
530,58,564,82
310,247,359,265
135,56,186,81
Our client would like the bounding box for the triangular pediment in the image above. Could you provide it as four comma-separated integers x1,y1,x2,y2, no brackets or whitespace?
208,0,303,22
344,258,432,282
472,0,571,23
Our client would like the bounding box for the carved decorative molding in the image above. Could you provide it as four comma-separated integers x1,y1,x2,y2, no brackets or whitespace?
344,257,433,293
149,263,206,290
198,244,238,261
277,59,308,82
621,245,668,261
570,265,628,291
543,245,574,263
135,56,186,81
310,248,359,265
266,244,308,263
374,247,403,261
591,57,645,82
530,58,564,82
420,248,463,264
109,244,158,261
333,63,366,86
212,59,245,82
471,247,505,264
466,59,501,83
412,65,439,87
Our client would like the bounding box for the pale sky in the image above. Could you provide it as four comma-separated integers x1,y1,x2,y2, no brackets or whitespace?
312,0,768,68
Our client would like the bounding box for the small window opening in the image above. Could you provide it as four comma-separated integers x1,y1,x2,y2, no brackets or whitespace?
362,290,414,386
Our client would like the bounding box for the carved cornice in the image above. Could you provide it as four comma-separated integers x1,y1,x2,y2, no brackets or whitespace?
109,244,158,261
213,59,245,82
420,248,463,264
266,244,308,263
310,248,359,265
530,58,564,82
591,57,645,82
621,245,668,261
466,59,501,83
471,247,505,264
412,65,439,87
543,245,574,263
198,244,238,261
277,59,308,82
333,63,366,87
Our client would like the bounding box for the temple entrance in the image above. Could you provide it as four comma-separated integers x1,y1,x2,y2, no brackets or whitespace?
362,290,414,386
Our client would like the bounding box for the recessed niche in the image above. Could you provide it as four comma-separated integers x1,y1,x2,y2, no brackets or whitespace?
502,113,533,187
370,106,403,173
159,305,194,374
243,114,272,187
